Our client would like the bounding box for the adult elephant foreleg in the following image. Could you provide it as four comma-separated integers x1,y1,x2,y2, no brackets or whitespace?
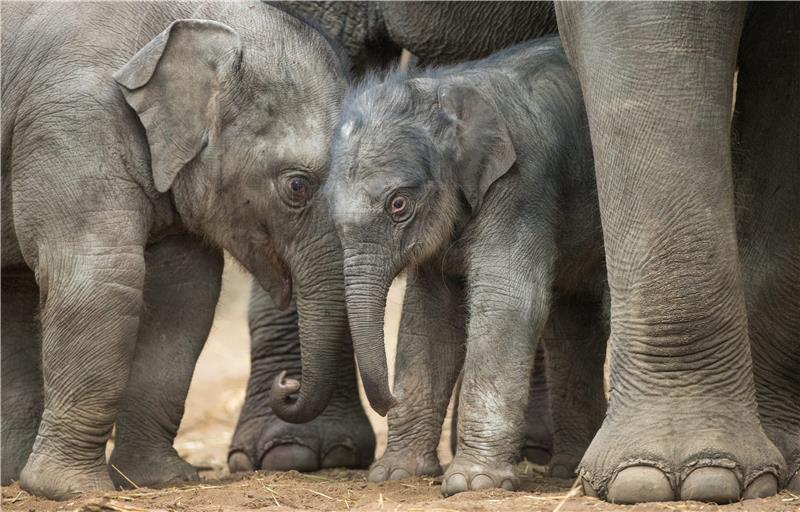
555,2,783,503
734,2,800,492
369,266,466,482
228,284,374,473
109,234,223,488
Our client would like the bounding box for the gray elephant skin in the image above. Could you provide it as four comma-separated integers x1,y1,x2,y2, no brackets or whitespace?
230,0,571,477
1,1,352,500
553,2,799,504
315,1,799,504
326,36,608,495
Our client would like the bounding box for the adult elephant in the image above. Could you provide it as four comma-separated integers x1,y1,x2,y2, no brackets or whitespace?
555,2,799,503
227,1,579,476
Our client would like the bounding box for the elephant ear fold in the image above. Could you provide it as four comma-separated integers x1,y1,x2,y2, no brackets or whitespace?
438,84,516,213
113,19,242,193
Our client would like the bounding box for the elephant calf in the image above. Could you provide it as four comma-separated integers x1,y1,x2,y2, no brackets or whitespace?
326,36,608,494
1,2,352,500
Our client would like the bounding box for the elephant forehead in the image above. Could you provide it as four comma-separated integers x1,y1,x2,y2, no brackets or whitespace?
329,179,386,226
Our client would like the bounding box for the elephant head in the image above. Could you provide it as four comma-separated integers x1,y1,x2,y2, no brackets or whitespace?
114,12,350,423
326,78,516,415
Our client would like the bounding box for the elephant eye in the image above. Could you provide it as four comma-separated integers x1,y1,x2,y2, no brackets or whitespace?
387,193,413,222
285,175,311,207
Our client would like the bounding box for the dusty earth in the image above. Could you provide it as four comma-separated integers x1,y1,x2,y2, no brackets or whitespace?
3,259,799,511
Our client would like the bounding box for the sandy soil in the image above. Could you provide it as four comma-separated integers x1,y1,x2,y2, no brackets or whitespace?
3,259,799,511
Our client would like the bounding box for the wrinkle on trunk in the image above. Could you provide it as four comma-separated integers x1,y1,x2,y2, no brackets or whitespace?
343,251,397,416
268,250,348,424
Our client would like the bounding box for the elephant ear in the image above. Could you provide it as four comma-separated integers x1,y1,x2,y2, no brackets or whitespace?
437,84,517,213
113,20,242,193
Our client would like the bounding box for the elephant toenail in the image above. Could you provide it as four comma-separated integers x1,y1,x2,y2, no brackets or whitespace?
261,445,317,472
442,473,468,496
500,479,515,491
608,466,673,504
368,466,388,482
549,464,574,479
581,477,598,498
389,468,411,480
742,473,777,499
680,467,740,503
470,474,495,490
227,451,254,473
788,470,800,492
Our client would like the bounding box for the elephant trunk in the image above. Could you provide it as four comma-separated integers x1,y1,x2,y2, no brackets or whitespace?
342,249,397,416
269,242,348,423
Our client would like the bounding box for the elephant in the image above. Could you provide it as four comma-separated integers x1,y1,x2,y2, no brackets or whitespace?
1,2,352,500
228,0,576,477
553,1,799,503
325,36,608,494
227,285,376,474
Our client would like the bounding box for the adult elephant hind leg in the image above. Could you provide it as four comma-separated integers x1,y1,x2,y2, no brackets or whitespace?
542,298,606,480
369,267,465,482
109,234,223,489
1,266,43,484
556,2,782,503
735,2,800,492
228,283,374,474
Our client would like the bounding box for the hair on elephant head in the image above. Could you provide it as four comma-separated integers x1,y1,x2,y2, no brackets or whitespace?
115,12,350,423
326,74,517,415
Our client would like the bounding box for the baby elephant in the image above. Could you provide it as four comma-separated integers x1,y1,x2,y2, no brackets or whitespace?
2,2,349,500
328,36,608,494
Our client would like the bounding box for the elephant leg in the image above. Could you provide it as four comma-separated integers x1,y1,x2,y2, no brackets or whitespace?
1,266,43,484
109,234,222,489
542,297,607,479
442,250,552,496
521,346,553,466
369,267,465,482
555,2,783,503
19,235,146,499
465,346,555,466
734,3,800,492
228,282,374,473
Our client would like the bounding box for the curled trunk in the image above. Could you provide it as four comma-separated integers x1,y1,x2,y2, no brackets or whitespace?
269,244,348,423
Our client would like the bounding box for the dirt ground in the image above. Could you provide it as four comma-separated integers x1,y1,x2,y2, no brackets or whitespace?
3,260,799,512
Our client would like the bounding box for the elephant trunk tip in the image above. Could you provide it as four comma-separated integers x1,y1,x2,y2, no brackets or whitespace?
268,370,320,423
362,376,397,417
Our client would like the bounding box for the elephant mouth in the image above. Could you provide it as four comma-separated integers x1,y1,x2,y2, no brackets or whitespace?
252,227,294,310
270,252,293,310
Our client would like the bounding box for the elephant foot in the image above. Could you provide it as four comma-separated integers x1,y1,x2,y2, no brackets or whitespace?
108,446,199,489
579,406,783,504
441,455,517,496
368,450,441,482
228,408,375,473
20,451,113,501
